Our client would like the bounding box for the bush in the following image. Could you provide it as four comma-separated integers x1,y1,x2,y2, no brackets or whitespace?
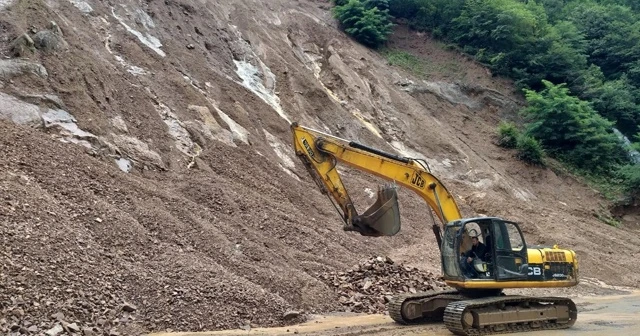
333,0,394,48
618,164,640,192
516,134,545,165
497,121,520,148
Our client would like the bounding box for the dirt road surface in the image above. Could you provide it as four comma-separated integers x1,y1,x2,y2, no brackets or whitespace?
150,291,640,336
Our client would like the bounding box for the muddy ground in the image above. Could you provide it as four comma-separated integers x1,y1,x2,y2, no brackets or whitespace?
150,289,640,336
0,0,638,335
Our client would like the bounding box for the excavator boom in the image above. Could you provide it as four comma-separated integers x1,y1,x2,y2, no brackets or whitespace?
291,123,461,239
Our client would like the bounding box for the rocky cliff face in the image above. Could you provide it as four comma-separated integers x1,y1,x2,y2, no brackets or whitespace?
1,0,638,335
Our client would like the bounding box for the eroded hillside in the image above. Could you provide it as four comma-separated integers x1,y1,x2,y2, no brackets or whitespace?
1,0,638,335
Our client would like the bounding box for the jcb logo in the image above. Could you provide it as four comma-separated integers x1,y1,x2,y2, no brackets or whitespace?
411,173,425,189
302,138,315,159
528,266,542,276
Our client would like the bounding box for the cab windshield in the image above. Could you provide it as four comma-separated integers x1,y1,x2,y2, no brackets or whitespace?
442,224,462,278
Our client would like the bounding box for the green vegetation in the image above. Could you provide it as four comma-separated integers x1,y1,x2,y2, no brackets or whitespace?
515,134,545,166
521,81,627,173
331,0,640,204
596,211,621,227
332,0,394,48
496,121,519,149
496,122,545,166
381,49,426,76
618,164,640,192
380,49,462,78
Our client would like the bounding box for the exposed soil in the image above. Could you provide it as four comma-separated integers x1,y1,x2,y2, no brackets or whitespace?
0,0,638,335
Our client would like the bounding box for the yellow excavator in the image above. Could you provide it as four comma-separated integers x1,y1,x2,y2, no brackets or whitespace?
290,122,579,336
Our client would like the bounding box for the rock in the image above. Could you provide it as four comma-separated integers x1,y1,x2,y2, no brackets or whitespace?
33,30,67,52
0,59,48,80
318,256,447,314
282,310,300,320
110,116,128,133
41,108,76,126
186,44,195,49
122,303,137,312
27,325,38,333
50,312,65,321
9,33,35,57
111,134,165,169
15,92,65,109
69,0,93,13
82,327,96,336
116,158,133,173
33,21,69,53
45,324,64,336
65,322,80,332
362,279,372,291
42,108,99,148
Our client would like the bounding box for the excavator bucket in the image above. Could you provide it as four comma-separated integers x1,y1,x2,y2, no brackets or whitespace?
353,185,401,236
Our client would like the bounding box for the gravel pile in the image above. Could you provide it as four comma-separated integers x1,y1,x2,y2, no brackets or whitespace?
318,256,449,314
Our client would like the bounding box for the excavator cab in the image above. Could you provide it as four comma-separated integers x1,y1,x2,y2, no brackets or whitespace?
441,217,530,283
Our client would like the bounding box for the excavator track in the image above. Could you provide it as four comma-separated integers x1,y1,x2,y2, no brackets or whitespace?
388,290,466,324
443,296,577,336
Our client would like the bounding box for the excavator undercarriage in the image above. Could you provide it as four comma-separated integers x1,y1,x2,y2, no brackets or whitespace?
389,291,577,336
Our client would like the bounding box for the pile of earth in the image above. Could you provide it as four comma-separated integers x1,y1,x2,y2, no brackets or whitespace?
317,256,449,314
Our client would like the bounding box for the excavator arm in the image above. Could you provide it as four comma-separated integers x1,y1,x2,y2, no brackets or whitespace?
291,122,462,241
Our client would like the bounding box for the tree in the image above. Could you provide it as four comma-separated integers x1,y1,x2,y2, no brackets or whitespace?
406,0,465,37
449,0,549,77
587,76,640,136
388,0,421,19
364,0,389,11
569,3,640,80
538,0,571,23
540,21,588,83
618,164,640,194
333,0,394,48
521,80,629,172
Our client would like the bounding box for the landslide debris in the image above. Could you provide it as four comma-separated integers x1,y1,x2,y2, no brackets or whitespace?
317,256,448,314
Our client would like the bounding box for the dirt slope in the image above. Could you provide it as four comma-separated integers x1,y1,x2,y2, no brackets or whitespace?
0,0,638,335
